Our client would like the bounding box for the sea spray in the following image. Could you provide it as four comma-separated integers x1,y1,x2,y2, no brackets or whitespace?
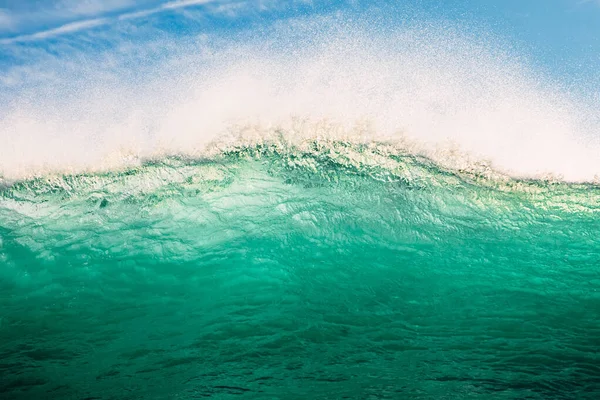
2,15,600,182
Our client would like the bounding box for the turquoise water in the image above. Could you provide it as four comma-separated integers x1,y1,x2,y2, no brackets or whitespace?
1,142,599,399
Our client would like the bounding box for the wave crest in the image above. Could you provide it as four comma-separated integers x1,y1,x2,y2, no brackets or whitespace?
2,15,600,182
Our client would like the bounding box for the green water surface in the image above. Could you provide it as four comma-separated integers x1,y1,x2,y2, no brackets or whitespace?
1,143,599,399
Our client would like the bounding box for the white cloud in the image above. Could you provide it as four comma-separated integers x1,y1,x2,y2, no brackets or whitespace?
117,9,158,20
0,18,108,44
163,0,215,10
202,2,246,18
0,0,312,45
0,0,152,37
54,0,137,16
119,0,215,20
0,0,218,43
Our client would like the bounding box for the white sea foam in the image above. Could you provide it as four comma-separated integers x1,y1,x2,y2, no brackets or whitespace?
1,14,599,182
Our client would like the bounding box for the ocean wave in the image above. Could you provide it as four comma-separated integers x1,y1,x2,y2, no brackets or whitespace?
2,139,599,223
2,10,599,400
2,16,600,183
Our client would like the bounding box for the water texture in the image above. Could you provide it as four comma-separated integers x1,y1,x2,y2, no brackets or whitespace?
1,142,599,399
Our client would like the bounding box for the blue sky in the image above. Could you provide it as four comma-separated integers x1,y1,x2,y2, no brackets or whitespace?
0,0,599,89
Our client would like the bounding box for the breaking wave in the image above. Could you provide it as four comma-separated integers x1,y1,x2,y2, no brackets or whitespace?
1,14,600,183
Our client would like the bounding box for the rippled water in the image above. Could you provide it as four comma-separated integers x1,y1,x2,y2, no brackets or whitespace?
1,143,599,399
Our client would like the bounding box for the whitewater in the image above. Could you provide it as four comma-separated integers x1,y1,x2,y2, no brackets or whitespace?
1,11,599,400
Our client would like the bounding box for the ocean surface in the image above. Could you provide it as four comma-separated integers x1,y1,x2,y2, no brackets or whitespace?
1,141,599,399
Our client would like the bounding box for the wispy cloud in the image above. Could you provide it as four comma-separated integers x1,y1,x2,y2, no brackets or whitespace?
0,0,319,92
0,0,156,39
54,0,137,17
207,2,247,17
0,0,314,45
0,0,216,44
163,0,215,10
0,18,109,44
119,0,215,20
